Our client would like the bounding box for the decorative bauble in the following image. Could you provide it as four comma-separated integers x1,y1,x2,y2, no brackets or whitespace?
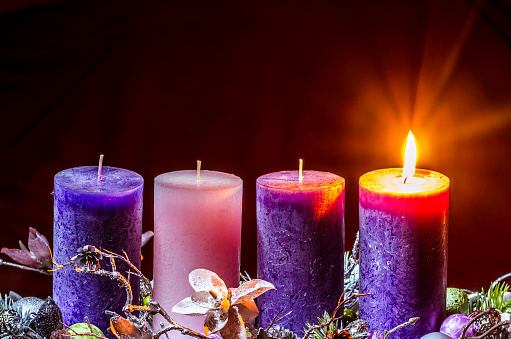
440,314,476,339
12,296,44,324
503,292,511,304
67,322,105,339
446,288,469,316
420,332,453,339
12,296,63,338
343,309,357,325
31,298,63,338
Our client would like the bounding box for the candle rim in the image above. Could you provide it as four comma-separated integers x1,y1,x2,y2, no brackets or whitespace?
55,166,143,194
359,168,449,195
155,169,242,191
257,170,345,191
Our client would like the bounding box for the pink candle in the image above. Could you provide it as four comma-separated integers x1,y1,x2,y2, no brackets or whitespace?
153,168,242,338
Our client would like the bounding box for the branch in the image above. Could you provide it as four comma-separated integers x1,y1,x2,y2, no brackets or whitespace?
265,308,293,331
469,320,511,339
0,258,52,276
383,317,419,339
302,292,371,339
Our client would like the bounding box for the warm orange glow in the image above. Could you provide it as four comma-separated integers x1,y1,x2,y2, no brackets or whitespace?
403,131,417,182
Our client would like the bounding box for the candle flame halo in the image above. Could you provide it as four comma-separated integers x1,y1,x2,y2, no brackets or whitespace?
402,131,417,183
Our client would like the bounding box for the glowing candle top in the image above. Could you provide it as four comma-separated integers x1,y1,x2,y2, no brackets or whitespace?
360,131,449,198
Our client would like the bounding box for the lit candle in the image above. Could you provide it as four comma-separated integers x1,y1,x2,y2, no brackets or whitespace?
359,132,449,338
153,164,242,338
256,161,345,333
53,157,144,333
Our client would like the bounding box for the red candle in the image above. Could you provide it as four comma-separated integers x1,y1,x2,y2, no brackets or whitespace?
359,132,449,338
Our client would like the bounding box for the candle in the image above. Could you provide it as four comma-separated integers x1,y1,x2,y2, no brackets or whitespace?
359,132,449,338
256,166,345,333
153,167,242,338
53,163,144,333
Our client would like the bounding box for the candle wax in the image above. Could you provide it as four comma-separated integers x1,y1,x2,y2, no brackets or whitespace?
153,170,242,339
257,170,345,333
359,168,449,338
53,166,143,334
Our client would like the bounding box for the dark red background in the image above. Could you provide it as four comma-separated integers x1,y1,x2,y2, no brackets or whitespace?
1,0,510,298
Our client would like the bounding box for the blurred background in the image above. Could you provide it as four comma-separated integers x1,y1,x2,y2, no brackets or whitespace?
1,0,510,298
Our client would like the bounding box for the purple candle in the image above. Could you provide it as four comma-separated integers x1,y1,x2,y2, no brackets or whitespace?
256,169,345,333
359,168,449,338
53,165,143,333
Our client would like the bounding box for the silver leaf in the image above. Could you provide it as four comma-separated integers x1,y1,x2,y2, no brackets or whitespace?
236,300,259,323
219,307,246,339
204,308,229,335
172,297,210,316
189,269,228,298
230,279,275,305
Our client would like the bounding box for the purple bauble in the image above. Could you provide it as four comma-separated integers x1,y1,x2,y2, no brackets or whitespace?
440,314,476,339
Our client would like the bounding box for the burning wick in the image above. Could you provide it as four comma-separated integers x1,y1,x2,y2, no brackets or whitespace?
197,160,201,182
98,154,104,181
299,158,303,182
402,131,417,184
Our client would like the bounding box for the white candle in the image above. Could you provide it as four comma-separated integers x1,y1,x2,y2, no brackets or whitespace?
153,169,243,337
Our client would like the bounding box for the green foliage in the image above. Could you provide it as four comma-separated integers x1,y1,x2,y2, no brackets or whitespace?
302,311,338,339
344,252,352,272
0,293,12,310
474,281,511,313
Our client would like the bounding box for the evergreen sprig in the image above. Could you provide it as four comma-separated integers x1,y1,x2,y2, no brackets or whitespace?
0,294,12,310
474,281,511,313
303,311,338,339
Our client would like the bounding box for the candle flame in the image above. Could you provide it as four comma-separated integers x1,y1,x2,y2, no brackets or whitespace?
402,131,417,183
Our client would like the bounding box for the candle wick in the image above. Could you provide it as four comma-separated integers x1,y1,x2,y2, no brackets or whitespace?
403,175,408,184
98,154,104,181
299,158,303,182
197,160,201,182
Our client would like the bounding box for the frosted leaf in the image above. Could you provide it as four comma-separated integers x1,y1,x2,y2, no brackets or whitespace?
172,297,210,316
141,231,154,247
235,300,259,323
110,316,142,339
191,291,216,309
27,227,51,265
189,269,228,298
230,279,275,305
204,307,229,335
219,307,246,339
1,248,41,267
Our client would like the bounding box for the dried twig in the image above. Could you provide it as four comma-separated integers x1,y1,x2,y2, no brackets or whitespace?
383,317,419,339
0,259,51,276
265,308,293,331
460,308,511,339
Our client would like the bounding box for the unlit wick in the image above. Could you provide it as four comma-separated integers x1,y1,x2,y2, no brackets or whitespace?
98,154,104,181
299,159,304,182
197,160,201,182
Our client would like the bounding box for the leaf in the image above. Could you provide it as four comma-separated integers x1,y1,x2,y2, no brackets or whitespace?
189,269,228,298
1,248,42,267
230,279,275,305
204,307,229,335
28,227,51,263
141,231,154,247
236,300,259,323
110,316,142,339
172,297,210,316
219,306,246,339
191,291,216,308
